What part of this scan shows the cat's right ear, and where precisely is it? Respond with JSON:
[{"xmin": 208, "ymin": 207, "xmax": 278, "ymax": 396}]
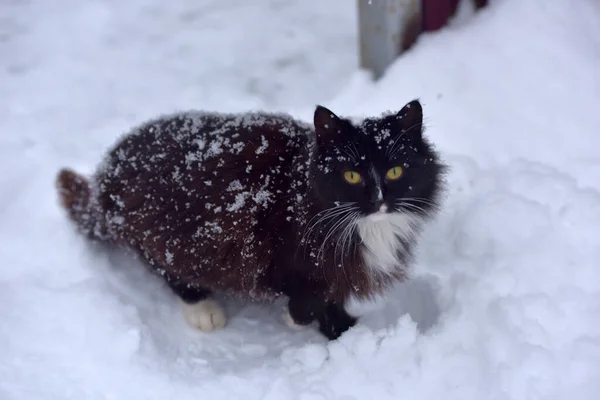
[
  {"xmin": 395, "ymin": 99, "xmax": 423, "ymax": 139},
  {"xmin": 314, "ymin": 105, "xmax": 342, "ymax": 145}
]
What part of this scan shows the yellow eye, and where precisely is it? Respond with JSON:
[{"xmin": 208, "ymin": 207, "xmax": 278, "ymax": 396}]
[
  {"xmin": 343, "ymin": 170, "xmax": 362, "ymax": 184},
  {"xmin": 386, "ymin": 166, "xmax": 403, "ymax": 180}
]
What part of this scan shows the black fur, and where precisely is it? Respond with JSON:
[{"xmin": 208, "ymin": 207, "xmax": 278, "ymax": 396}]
[{"xmin": 56, "ymin": 100, "xmax": 446, "ymax": 340}]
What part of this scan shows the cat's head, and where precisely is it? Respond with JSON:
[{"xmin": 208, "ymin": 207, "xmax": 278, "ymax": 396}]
[{"xmin": 309, "ymin": 100, "xmax": 445, "ymax": 225}]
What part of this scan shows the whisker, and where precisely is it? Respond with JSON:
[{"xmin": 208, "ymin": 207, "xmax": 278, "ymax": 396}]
[
  {"xmin": 341, "ymin": 148, "xmax": 358, "ymax": 164},
  {"xmin": 350, "ymin": 143, "xmax": 361, "ymax": 161},
  {"xmin": 396, "ymin": 201, "xmax": 427, "ymax": 214},
  {"xmin": 318, "ymin": 207, "xmax": 357, "ymax": 263},
  {"xmin": 387, "ymin": 122, "xmax": 422, "ymax": 160},
  {"xmin": 296, "ymin": 204, "xmax": 357, "ymax": 259},
  {"xmin": 302, "ymin": 206, "xmax": 355, "ymax": 240},
  {"xmin": 334, "ymin": 210, "xmax": 358, "ymax": 264},
  {"xmin": 397, "ymin": 197, "xmax": 435, "ymax": 206},
  {"xmin": 306, "ymin": 206, "xmax": 353, "ymax": 231},
  {"xmin": 317, "ymin": 207, "xmax": 358, "ymax": 285},
  {"xmin": 342, "ymin": 145, "xmax": 360, "ymax": 164},
  {"xmin": 395, "ymin": 197, "xmax": 437, "ymax": 213},
  {"xmin": 302, "ymin": 204, "xmax": 355, "ymax": 235},
  {"xmin": 343, "ymin": 213, "xmax": 360, "ymax": 258},
  {"xmin": 335, "ymin": 211, "xmax": 359, "ymax": 288},
  {"xmin": 330, "ymin": 212, "xmax": 353, "ymax": 284},
  {"xmin": 386, "ymin": 137, "xmax": 403, "ymax": 159}
]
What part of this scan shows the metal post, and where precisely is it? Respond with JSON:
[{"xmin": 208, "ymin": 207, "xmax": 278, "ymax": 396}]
[{"xmin": 358, "ymin": 0, "xmax": 422, "ymax": 80}]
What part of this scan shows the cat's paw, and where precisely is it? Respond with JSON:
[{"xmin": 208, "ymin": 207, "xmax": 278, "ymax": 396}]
[
  {"xmin": 182, "ymin": 299, "xmax": 227, "ymax": 332},
  {"xmin": 282, "ymin": 308, "xmax": 308, "ymax": 330}
]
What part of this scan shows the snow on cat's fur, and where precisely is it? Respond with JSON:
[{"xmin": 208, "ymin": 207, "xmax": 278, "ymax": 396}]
[{"xmin": 56, "ymin": 100, "xmax": 446, "ymax": 339}]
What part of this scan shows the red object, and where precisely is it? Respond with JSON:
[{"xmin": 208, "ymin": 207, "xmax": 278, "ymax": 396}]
[
  {"xmin": 422, "ymin": 0, "xmax": 487, "ymax": 32},
  {"xmin": 422, "ymin": 0, "xmax": 454, "ymax": 31}
]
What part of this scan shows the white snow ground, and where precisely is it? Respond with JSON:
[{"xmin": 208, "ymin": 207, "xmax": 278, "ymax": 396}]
[{"xmin": 1, "ymin": 0, "xmax": 599, "ymax": 399}]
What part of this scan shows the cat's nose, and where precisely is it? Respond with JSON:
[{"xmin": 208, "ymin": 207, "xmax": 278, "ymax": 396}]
[
  {"xmin": 370, "ymin": 198, "xmax": 388, "ymax": 215},
  {"xmin": 370, "ymin": 198, "xmax": 383, "ymax": 209},
  {"xmin": 370, "ymin": 188, "xmax": 384, "ymax": 207}
]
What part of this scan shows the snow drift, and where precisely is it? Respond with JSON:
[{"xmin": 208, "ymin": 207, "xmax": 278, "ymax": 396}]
[{"xmin": 1, "ymin": 0, "xmax": 599, "ymax": 399}]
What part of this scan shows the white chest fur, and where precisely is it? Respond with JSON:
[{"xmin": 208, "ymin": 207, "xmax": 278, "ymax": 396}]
[{"xmin": 356, "ymin": 212, "xmax": 419, "ymax": 276}]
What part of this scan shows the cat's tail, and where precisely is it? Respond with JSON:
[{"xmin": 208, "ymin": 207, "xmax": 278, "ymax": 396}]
[{"xmin": 56, "ymin": 168, "xmax": 107, "ymax": 240}]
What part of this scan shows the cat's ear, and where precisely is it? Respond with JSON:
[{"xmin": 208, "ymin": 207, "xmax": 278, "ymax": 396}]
[
  {"xmin": 314, "ymin": 105, "xmax": 342, "ymax": 144},
  {"xmin": 395, "ymin": 99, "xmax": 423, "ymax": 138}
]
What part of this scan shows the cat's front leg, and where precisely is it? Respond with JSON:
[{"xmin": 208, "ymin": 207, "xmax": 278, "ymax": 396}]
[
  {"xmin": 285, "ymin": 294, "xmax": 326, "ymax": 330},
  {"xmin": 282, "ymin": 308, "xmax": 311, "ymax": 330},
  {"xmin": 317, "ymin": 302, "xmax": 357, "ymax": 340},
  {"xmin": 168, "ymin": 280, "xmax": 227, "ymax": 332},
  {"xmin": 285, "ymin": 295, "xmax": 357, "ymax": 340}
]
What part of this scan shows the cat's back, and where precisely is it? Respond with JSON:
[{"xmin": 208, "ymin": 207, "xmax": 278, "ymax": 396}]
[
  {"xmin": 97, "ymin": 109, "xmax": 313, "ymax": 191},
  {"xmin": 94, "ymin": 109, "xmax": 314, "ymax": 296},
  {"xmin": 102, "ymin": 110, "xmax": 309, "ymax": 168}
]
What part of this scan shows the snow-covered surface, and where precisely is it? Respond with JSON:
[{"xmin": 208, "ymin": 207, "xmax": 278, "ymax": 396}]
[{"xmin": 1, "ymin": 0, "xmax": 599, "ymax": 399}]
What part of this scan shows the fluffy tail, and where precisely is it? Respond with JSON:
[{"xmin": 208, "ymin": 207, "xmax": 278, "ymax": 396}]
[{"xmin": 56, "ymin": 168, "xmax": 105, "ymax": 240}]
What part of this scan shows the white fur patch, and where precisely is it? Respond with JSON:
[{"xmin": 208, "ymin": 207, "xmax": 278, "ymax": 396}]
[
  {"xmin": 345, "ymin": 292, "xmax": 388, "ymax": 316},
  {"xmin": 182, "ymin": 299, "xmax": 227, "ymax": 332},
  {"xmin": 282, "ymin": 308, "xmax": 308, "ymax": 330},
  {"xmin": 356, "ymin": 212, "xmax": 419, "ymax": 276}
]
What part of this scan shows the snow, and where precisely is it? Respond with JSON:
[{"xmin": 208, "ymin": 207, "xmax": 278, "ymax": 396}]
[{"xmin": 1, "ymin": 0, "xmax": 599, "ymax": 399}]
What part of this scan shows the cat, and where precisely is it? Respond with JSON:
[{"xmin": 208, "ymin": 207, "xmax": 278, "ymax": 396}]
[{"xmin": 55, "ymin": 99, "xmax": 446, "ymax": 340}]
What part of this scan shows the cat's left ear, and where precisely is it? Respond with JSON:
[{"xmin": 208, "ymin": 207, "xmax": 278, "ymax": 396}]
[
  {"xmin": 396, "ymin": 99, "xmax": 423, "ymax": 138},
  {"xmin": 314, "ymin": 105, "xmax": 342, "ymax": 144}
]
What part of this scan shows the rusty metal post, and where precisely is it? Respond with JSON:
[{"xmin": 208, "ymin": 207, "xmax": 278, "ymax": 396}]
[{"xmin": 358, "ymin": 0, "xmax": 422, "ymax": 80}]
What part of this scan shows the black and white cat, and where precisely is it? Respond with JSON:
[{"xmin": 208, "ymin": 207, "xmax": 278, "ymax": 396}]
[{"xmin": 56, "ymin": 99, "xmax": 446, "ymax": 340}]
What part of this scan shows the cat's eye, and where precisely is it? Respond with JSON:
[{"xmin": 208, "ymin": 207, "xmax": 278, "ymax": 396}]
[
  {"xmin": 386, "ymin": 166, "xmax": 403, "ymax": 180},
  {"xmin": 343, "ymin": 170, "xmax": 362, "ymax": 184}
]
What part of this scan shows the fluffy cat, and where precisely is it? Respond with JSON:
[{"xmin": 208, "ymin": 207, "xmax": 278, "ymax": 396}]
[{"xmin": 56, "ymin": 100, "xmax": 446, "ymax": 340}]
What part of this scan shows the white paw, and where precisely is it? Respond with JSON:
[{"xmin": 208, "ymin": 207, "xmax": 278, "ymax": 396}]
[
  {"xmin": 282, "ymin": 308, "xmax": 307, "ymax": 330},
  {"xmin": 182, "ymin": 299, "xmax": 227, "ymax": 332}
]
